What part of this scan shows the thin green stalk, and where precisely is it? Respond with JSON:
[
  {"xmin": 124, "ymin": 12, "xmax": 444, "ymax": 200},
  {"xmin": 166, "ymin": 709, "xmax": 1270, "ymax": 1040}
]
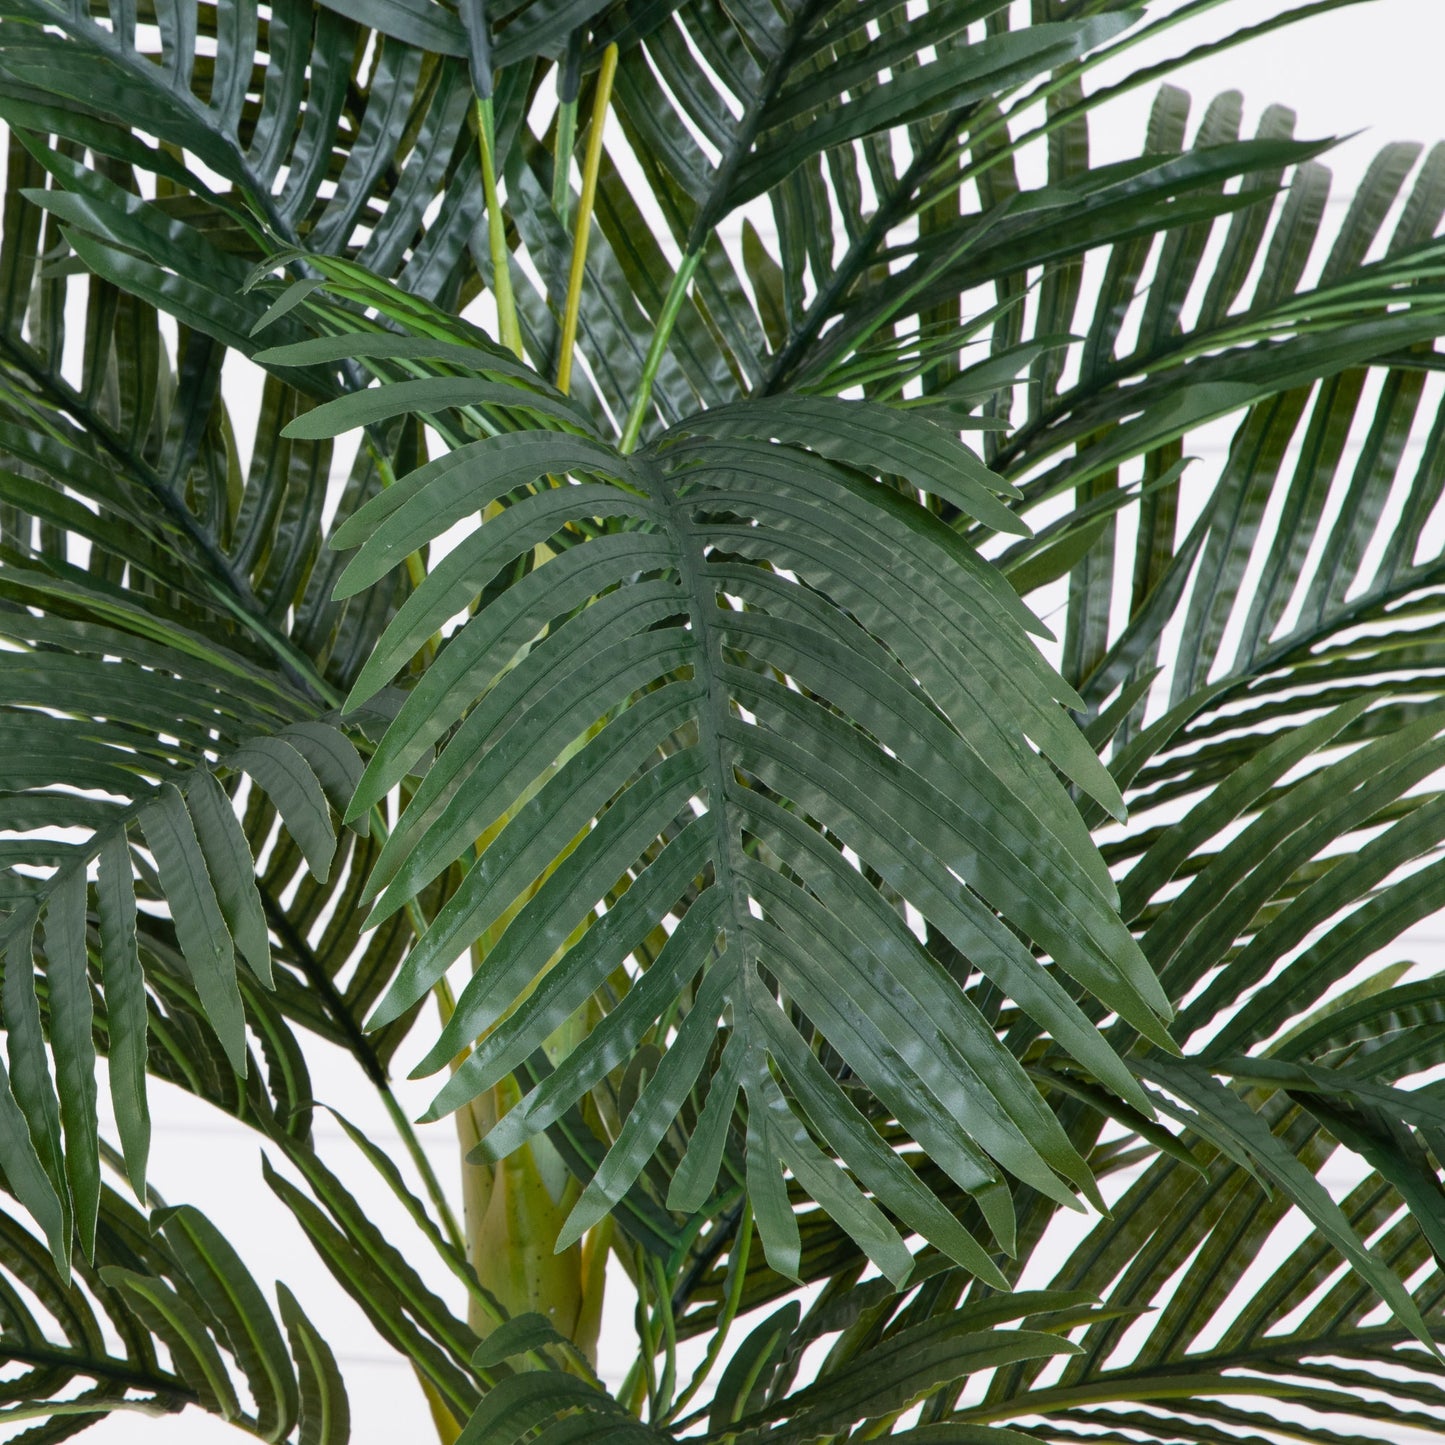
[
  {"xmin": 617, "ymin": 1356, "xmax": 646, "ymax": 1419},
  {"xmin": 552, "ymin": 28, "xmax": 585, "ymax": 224},
  {"xmin": 348, "ymin": 800, "xmax": 467, "ymax": 1267},
  {"xmin": 630, "ymin": 1245, "xmax": 660, "ymax": 1414},
  {"xmin": 553, "ymin": 100, "xmax": 578, "ymax": 222},
  {"xmin": 555, "ymin": 43, "xmax": 619, "ymax": 397},
  {"xmin": 619, "ymin": 250, "xmax": 702, "ymax": 454},
  {"xmin": 476, "ymin": 97, "xmax": 524, "ymax": 361},
  {"xmin": 665, "ymin": 1203, "xmax": 753, "ymax": 1427},
  {"xmin": 433, "ymin": 974, "xmax": 458, "ymax": 1023},
  {"xmin": 363, "ymin": 441, "xmax": 419, "ymax": 583},
  {"xmin": 855, "ymin": 1412, "xmax": 908, "ymax": 1440},
  {"xmin": 0, "ymin": 1397, "xmax": 186, "ymax": 1422},
  {"xmin": 378, "ymin": 1083, "xmax": 469, "ymax": 1263},
  {"xmin": 651, "ymin": 1256, "xmax": 678, "ymax": 1421}
]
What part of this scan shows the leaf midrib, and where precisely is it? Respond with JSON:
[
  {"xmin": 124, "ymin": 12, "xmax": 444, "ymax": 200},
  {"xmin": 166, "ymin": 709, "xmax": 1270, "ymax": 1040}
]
[
  {"xmin": 988, "ymin": 248, "xmax": 1445, "ymax": 495},
  {"xmin": 686, "ymin": 0, "xmax": 833, "ymax": 252},
  {"xmin": 955, "ymin": 1322, "xmax": 1429, "ymax": 1424},
  {"xmin": 644, "ymin": 455, "xmax": 745, "ymax": 939},
  {"xmin": 0, "ymin": 1337, "xmax": 195, "ymax": 1399}
]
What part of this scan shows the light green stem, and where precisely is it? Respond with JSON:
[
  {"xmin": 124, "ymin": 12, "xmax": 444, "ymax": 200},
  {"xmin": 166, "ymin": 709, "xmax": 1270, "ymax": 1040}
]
[
  {"xmin": 378, "ymin": 1082, "xmax": 468, "ymax": 1260},
  {"xmin": 651, "ymin": 1255, "xmax": 678, "ymax": 1420},
  {"xmin": 476, "ymin": 97, "xmax": 524, "ymax": 361},
  {"xmin": 625, "ymin": 1245, "xmax": 659, "ymax": 1413},
  {"xmin": 552, "ymin": 99, "xmax": 578, "ymax": 223},
  {"xmin": 619, "ymin": 250, "xmax": 702, "ymax": 454},
  {"xmin": 364, "ymin": 437, "xmax": 440, "ymax": 660},
  {"xmin": 353, "ymin": 807, "xmax": 466, "ymax": 1263},
  {"xmin": 665, "ymin": 1204, "xmax": 753, "ymax": 1426}
]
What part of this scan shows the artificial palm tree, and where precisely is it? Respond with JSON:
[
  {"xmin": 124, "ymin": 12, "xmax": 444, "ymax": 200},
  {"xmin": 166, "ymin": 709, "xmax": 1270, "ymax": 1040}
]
[{"xmin": 4, "ymin": 0, "xmax": 1445, "ymax": 1440}]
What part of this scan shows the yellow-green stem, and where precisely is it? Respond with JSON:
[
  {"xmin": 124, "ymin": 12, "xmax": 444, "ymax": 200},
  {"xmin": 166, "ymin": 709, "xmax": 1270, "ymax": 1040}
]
[
  {"xmin": 631, "ymin": 1245, "xmax": 659, "ymax": 1411},
  {"xmin": 555, "ymin": 43, "xmax": 619, "ymax": 396},
  {"xmin": 475, "ymin": 97, "xmax": 524, "ymax": 361},
  {"xmin": 378, "ymin": 1084, "xmax": 468, "ymax": 1260}
]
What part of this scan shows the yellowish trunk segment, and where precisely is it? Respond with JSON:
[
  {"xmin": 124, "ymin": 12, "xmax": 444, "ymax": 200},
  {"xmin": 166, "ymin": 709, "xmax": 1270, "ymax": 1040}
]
[{"xmin": 454, "ymin": 1076, "xmax": 607, "ymax": 1358}]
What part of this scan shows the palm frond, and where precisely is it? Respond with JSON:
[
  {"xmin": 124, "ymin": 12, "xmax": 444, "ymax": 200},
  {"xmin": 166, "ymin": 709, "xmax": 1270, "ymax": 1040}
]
[
  {"xmin": 0, "ymin": 583, "xmax": 359, "ymax": 1265},
  {"xmin": 0, "ymin": 1181, "xmax": 346, "ymax": 1443},
  {"xmin": 279, "ymin": 331, "xmax": 1178, "ymax": 1285}
]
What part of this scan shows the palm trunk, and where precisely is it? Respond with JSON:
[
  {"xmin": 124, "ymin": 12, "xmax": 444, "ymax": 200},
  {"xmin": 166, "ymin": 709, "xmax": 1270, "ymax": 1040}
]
[{"xmin": 455, "ymin": 1083, "xmax": 605, "ymax": 1356}]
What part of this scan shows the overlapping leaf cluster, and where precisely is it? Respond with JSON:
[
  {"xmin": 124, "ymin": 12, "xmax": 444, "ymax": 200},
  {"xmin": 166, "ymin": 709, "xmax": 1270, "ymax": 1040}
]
[
  {"xmin": 3, "ymin": 1, "xmax": 1445, "ymax": 1443},
  {"xmin": 0, "ymin": 1188, "xmax": 347, "ymax": 1445},
  {"xmin": 276, "ymin": 336, "xmax": 1173, "ymax": 1286}
]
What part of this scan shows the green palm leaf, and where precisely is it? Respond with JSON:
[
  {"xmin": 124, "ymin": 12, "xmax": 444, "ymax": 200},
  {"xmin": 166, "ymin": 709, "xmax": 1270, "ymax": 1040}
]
[
  {"xmin": 0, "ymin": 643, "xmax": 359, "ymax": 1267},
  {"xmin": 290, "ymin": 344, "xmax": 1175, "ymax": 1284},
  {"xmin": 0, "ymin": 1180, "xmax": 343, "ymax": 1442}
]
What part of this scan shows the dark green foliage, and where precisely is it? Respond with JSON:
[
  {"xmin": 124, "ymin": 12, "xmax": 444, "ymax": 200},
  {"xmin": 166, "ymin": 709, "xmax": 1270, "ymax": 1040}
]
[{"xmin": 2, "ymin": 2, "xmax": 1445, "ymax": 1443}]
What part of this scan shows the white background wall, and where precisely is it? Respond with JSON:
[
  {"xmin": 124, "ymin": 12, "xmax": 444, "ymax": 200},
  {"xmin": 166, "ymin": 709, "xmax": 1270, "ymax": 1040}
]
[{"xmin": 7, "ymin": 0, "xmax": 1445, "ymax": 1440}]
